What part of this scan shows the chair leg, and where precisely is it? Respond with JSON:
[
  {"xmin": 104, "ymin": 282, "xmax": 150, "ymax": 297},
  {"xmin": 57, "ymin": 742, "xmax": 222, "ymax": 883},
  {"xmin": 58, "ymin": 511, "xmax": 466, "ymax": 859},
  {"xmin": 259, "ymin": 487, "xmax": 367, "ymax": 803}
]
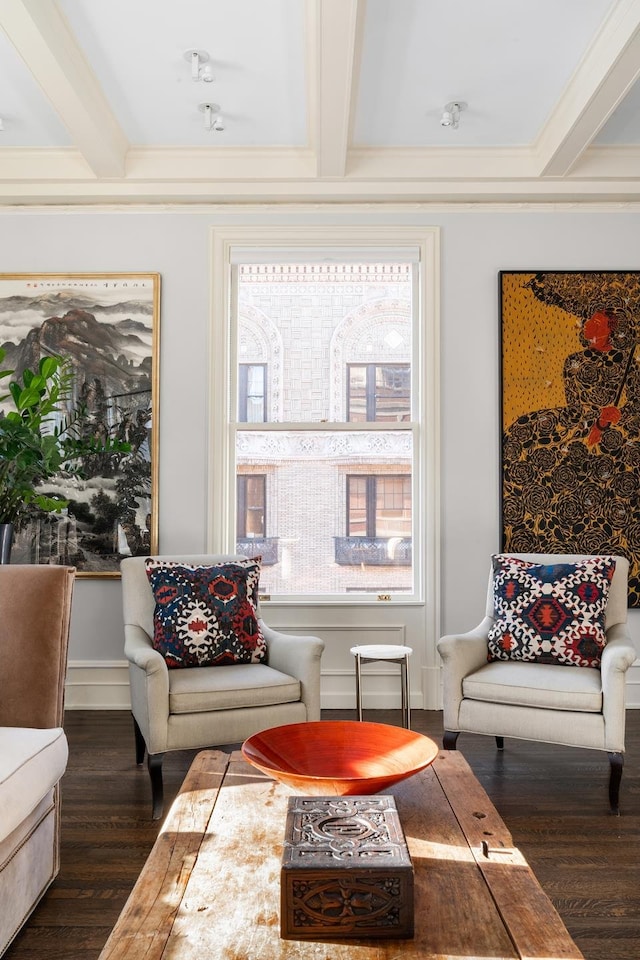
[
  {"xmin": 608, "ymin": 752, "xmax": 623, "ymax": 815},
  {"xmin": 148, "ymin": 752, "xmax": 165, "ymax": 820},
  {"xmin": 132, "ymin": 714, "xmax": 146, "ymax": 765},
  {"xmin": 495, "ymin": 736, "xmax": 504, "ymax": 750},
  {"xmin": 443, "ymin": 731, "xmax": 459, "ymax": 750}
]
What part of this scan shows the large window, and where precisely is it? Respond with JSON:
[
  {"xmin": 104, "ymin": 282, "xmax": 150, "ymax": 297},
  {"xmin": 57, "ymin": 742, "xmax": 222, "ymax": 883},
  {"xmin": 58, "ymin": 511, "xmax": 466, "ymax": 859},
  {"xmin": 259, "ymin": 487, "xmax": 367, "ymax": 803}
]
[
  {"xmin": 211, "ymin": 228, "xmax": 438, "ymax": 601},
  {"xmin": 230, "ymin": 260, "xmax": 415, "ymax": 596}
]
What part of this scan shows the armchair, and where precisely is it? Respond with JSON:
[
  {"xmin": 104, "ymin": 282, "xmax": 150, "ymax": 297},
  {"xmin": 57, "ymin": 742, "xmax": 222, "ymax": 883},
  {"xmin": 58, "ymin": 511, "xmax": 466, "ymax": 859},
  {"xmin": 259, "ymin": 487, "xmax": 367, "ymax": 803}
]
[
  {"xmin": 437, "ymin": 553, "xmax": 637, "ymax": 813},
  {"xmin": 121, "ymin": 554, "xmax": 325, "ymax": 818}
]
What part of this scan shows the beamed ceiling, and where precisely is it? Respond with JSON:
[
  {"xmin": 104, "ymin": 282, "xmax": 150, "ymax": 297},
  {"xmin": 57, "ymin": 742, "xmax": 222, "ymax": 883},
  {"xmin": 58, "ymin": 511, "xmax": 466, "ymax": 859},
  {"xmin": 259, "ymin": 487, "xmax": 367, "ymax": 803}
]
[{"xmin": 1, "ymin": 0, "xmax": 640, "ymax": 205}]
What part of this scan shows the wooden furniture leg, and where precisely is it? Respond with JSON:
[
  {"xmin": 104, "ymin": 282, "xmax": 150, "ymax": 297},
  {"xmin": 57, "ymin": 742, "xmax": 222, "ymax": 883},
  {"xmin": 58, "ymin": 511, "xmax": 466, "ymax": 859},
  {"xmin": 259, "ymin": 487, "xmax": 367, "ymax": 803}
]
[
  {"xmin": 132, "ymin": 715, "xmax": 146, "ymax": 765},
  {"xmin": 148, "ymin": 753, "xmax": 165, "ymax": 820},
  {"xmin": 608, "ymin": 752, "xmax": 623, "ymax": 815}
]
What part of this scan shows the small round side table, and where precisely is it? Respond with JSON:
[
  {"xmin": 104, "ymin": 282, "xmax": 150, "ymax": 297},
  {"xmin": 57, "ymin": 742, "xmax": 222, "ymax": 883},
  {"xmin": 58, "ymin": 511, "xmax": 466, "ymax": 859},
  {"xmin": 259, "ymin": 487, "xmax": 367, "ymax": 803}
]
[{"xmin": 350, "ymin": 644, "xmax": 413, "ymax": 729}]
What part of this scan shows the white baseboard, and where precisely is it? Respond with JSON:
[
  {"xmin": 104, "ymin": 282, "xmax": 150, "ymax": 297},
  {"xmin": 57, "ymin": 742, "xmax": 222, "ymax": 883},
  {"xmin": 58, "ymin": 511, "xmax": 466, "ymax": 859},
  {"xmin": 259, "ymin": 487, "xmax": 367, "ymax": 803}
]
[
  {"xmin": 65, "ymin": 659, "xmax": 640, "ymax": 711},
  {"xmin": 65, "ymin": 660, "xmax": 131, "ymax": 710},
  {"xmin": 64, "ymin": 660, "xmax": 431, "ymax": 711}
]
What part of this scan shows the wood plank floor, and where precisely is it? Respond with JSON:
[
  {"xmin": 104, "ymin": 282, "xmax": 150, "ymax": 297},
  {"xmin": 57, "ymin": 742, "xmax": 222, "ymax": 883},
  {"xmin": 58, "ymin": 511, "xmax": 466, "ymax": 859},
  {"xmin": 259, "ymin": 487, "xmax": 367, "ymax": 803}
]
[{"xmin": 4, "ymin": 708, "xmax": 640, "ymax": 960}]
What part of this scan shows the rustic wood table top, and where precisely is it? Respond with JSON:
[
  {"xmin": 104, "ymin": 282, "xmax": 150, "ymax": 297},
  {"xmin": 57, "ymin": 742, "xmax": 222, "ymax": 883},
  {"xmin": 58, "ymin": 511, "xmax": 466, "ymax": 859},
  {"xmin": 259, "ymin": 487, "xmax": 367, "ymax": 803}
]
[{"xmin": 98, "ymin": 746, "xmax": 584, "ymax": 960}]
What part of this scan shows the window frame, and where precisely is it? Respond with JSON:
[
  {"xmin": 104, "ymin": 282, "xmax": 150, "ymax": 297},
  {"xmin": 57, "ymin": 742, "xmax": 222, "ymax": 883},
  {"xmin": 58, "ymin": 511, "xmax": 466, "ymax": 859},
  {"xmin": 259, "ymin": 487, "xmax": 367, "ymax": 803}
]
[{"xmin": 208, "ymin": 224, "xmax": 440, "ymax": 606}]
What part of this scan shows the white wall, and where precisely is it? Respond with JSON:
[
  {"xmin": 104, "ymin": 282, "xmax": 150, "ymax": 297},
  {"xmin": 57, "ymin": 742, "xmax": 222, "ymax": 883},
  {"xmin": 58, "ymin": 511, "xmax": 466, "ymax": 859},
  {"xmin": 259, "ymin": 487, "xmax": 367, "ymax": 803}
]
[{"xmin": 2, "ymin": 205, "xmax": 639, "ymax": 707}]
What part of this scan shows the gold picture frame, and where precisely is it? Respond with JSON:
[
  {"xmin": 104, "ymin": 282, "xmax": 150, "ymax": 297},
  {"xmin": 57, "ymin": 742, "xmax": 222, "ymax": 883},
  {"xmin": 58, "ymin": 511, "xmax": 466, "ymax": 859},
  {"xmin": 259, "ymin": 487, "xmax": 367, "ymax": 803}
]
[{"xmin": 0, "ymin": 273, "xmax": 160, "ymax": 576}]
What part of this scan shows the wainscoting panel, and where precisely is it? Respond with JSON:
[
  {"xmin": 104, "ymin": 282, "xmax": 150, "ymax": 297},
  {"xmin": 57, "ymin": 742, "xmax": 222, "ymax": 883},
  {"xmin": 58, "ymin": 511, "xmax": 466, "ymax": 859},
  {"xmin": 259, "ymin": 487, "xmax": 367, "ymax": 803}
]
[
  {"xmin": 625, "ymin": 661, "xmax": 640, "ymax": 708},
  {"xmin": 280, "ymin": 623, "xmax": 414, "ymax": 711}
]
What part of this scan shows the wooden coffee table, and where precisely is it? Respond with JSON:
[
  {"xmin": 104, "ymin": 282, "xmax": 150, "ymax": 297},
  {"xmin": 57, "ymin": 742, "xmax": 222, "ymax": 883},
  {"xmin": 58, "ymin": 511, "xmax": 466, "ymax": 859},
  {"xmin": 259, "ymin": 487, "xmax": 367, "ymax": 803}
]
[{"xmin": 98, "ymin": 747, "xmax": 584, "ymax": 959}]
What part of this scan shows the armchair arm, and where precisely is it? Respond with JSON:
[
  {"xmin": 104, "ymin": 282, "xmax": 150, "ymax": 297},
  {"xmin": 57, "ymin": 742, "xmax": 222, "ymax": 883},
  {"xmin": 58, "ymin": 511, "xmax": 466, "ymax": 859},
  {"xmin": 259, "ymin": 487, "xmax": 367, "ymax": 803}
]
[
  {"xmin": 437, "ymin": 617, "xmax": 493, "ymax": 731},
  {"xmin": 261, "ymin": 622, "xmax": 324, "ymax": 721},
  {"xmin": 124, "ymin": 624, "xmax": 170, "ymax": 754},
  {"xmin": 601, "ymin": 623, "xmax": 638, "ymax": 752}
]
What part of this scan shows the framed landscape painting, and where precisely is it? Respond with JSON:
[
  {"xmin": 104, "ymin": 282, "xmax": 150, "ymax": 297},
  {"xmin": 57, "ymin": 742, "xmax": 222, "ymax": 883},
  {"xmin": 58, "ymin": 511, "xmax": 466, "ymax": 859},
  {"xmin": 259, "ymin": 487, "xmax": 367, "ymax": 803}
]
[
  {"xmin": 500, "ymin": 270, "xmax": 640, "ymax": 606},
  {"xmin": 0, "ymin": 273, "xmax": 160, "ymax": 576}
]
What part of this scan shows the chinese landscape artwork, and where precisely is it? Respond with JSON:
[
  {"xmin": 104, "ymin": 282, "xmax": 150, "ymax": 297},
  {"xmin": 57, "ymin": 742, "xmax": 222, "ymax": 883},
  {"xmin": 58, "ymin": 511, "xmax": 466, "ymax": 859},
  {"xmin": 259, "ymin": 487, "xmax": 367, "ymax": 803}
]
[{"xmin": 0, "ymin": 273, "xmax": 160, "ymax": 576}]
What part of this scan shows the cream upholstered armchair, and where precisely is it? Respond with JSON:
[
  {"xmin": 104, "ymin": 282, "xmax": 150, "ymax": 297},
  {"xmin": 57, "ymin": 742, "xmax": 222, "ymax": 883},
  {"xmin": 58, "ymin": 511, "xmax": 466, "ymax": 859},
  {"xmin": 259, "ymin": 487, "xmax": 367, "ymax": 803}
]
[
  {"xmin": 437, "ymin": 553, "xmax": 637, "ymax": 813},
  {"xmin": 121, "ymin": 554, "xmax": 324, "ymax": 818}
]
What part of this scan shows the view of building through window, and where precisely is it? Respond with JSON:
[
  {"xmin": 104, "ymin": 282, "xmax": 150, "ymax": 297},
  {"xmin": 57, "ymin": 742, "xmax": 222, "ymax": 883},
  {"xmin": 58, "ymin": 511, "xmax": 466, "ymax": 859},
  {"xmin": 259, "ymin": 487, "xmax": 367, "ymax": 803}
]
[{"xmin": 233, "ymin": 261, "xmax": 415, "ymax": 595}]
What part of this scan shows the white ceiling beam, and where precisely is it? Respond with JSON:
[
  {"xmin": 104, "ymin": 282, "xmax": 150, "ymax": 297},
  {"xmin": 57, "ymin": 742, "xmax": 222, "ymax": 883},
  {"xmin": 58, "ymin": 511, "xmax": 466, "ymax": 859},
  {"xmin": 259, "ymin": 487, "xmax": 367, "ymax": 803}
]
[
  {"xmin": 538, "ymin": 0, "xmax": 640, "ymax": 177},
  {"xmin": 313, "ymin": 0, "xmax": 364, "ymax": 178},
  {"xmin": 0, "ymin": 0, "xmax": 128, "ymax": 178}
]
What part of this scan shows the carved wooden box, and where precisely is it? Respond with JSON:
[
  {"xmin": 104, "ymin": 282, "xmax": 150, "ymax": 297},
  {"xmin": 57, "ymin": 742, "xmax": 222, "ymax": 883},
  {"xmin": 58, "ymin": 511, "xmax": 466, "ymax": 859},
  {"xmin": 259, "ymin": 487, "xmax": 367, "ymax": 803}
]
[{"xmin": 280, "ymin": 795, "xmax": 414, "ymax": 940}]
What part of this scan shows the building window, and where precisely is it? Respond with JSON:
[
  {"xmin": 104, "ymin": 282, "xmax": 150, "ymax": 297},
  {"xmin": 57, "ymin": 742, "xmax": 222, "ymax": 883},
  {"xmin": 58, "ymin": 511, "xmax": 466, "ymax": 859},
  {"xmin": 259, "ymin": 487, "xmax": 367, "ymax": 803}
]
[
  {"xmin": 347, "ymin": 475, "xmax": 411, "ymax": 537},
  {"xmin": 335, "ymin": 475, "xmax": 411, "ymax": 566},
  {"xmin": 235, "ymin": 474, "xmax": 279, "ymax": 565},
  {"xmin": 238, "ymin": 363, "xmax": 267, "ymax": 422},
  {"xmin": 237, "ymin": 475, "xmax": 266, "ymax": 538},
  {"xmin": 347, "ymin": 364, "xmax": 410, "ymax": 422}
]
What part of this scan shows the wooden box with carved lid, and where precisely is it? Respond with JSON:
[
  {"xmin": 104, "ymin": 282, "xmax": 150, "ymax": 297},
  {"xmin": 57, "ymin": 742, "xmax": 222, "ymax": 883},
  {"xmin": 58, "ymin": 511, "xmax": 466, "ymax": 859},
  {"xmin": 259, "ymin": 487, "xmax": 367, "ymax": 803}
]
[{"xmin": 280, "ymin": 795, "xmax": 414, "ymax": 940}]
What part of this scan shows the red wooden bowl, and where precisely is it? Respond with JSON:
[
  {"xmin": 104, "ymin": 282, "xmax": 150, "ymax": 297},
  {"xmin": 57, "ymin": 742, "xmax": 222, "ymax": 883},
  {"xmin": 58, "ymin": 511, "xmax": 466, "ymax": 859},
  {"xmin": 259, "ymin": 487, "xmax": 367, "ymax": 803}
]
[{"xmin": 241, "ymin": 720, "xmax": 439, "ymax": 795}]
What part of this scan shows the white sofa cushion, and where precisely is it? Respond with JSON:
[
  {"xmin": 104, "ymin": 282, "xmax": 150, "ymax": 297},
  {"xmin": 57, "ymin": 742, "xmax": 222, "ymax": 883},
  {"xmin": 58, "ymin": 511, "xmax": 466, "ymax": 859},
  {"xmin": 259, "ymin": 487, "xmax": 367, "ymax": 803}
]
[
  {"xmin": 462, "ymin": 661, "xmax": 603, "ymax": 712},
  {"xmin": 0, "ymin": 727, "xmax": 68, "ymax": 844}
]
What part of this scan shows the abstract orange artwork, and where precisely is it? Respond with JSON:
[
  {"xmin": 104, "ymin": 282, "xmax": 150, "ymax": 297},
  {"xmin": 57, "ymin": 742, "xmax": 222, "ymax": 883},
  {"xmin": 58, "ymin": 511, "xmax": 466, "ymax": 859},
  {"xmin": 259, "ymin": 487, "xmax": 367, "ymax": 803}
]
[{"xmin": 500, "ymin": 270, "xmax": 640, "ymax": 606}]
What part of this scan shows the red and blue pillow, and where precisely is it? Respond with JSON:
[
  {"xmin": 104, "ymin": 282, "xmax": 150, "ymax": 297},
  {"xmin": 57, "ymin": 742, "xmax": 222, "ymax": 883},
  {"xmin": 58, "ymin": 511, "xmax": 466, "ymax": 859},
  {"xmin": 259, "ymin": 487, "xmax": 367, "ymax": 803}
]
[
  {"xmin": 487, "ymin": 555, "xmax": 616, "ymax": 668},
  {"xmin": 145, "ymin": 558, "xmax": 266, "ymax": 669}
]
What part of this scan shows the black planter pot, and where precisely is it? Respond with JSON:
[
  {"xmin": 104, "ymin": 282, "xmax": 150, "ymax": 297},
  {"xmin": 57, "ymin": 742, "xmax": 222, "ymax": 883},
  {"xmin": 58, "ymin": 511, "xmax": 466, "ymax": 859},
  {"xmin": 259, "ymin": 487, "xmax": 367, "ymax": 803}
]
[{"xmin": 0, "ymin": 523, "xmax": 13, "ymax": 564}]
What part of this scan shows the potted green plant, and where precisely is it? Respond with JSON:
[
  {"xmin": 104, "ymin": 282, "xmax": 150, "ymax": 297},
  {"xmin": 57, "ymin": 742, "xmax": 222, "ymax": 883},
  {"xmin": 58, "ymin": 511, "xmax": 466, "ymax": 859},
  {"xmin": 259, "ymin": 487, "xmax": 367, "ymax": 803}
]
[{"xmin": 0, "ymin": 348, "xmax": 129, "ymax": 562}]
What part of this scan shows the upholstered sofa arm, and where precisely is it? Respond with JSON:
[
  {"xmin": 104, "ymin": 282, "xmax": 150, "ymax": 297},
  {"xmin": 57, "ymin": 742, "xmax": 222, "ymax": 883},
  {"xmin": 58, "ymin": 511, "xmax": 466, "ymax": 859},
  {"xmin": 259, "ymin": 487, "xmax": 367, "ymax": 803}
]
[
  {"xmin": 601, "ymin": 625, "xmax": 637, "ymax": 752},
  {"xmin": 437, "ymin": 617, "xmax": 494, "ymax": 730},
  {"xmin": 262, "ymin": 623, "xmax": 324, "ymax": 721},
  {"xmin": 124, "ymin": 624, "xmax": 170, "ymax": 753}
]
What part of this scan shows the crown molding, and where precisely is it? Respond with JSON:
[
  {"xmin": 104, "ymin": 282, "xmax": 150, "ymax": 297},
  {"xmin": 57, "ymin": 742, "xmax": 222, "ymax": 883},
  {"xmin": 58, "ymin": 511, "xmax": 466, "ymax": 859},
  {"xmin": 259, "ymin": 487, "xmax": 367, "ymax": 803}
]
[
  {"xmin": 2, "ymin": 200, "xmax": 640, "ymax": 215},
  {"xmin": 0, "ymin": 144, "xmax": 639, "ymax": 204}
]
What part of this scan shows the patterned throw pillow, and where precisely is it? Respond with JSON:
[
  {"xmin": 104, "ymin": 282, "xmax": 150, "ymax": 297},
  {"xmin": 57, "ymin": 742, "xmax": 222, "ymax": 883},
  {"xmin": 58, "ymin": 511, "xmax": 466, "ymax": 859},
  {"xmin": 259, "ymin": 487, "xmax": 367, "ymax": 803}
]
[
  {"xmin": 487, "ymin": 555, "xmax": 616, "ymax": 668},
  {"xmin": 145, "ymin": 558, "xmax": 266, "ymax": 669}
]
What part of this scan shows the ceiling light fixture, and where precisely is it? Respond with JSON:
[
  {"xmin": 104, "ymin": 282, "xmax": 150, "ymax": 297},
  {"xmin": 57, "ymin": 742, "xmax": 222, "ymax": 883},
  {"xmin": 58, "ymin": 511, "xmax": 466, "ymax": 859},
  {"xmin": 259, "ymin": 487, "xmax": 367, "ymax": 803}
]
[
  {"xmin": 184, "ymin": 48, "xmax": 214, "ymax": 83},
  {"xmin": 440, "ymin": 101, "xmax": 466, "ymax": 129},
  {"xmin": 199, "ymin": 102, "xmax": 224, "ymax": 132}
]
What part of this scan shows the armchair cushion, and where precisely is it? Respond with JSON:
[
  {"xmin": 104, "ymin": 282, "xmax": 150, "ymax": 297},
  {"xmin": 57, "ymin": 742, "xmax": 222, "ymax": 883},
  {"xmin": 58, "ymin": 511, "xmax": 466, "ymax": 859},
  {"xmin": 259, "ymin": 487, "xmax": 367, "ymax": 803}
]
[
  {"xmin": 145, "ymin": 558, "xmax": 266, "ymax": 669},
  {"xmin": 463, "ymin": 661, "xmax": 603, "ymax": 712},
  {"xmin": 168, "ymin": 663, "xmax": 300, "ymax": 714},
  {"xmin": 487, "ymin": 554, "xmax": 616, "ymax": 668}
]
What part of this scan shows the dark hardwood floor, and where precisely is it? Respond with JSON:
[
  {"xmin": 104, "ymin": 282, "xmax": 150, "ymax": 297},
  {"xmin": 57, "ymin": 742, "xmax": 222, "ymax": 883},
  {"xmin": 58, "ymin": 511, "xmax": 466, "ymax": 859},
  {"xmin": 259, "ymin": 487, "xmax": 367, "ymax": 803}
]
[{"xmin": 5, "ymin": 709, "xmax": 640, "ymax": 960}]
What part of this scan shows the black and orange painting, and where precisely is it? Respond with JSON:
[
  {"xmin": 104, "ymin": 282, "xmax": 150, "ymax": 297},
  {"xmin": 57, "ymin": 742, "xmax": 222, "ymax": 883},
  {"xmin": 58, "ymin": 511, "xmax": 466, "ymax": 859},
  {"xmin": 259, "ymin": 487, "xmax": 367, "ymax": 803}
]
[{"xmin": 500, "ymin": 270, "xmax": 640, "ymax": 606}]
